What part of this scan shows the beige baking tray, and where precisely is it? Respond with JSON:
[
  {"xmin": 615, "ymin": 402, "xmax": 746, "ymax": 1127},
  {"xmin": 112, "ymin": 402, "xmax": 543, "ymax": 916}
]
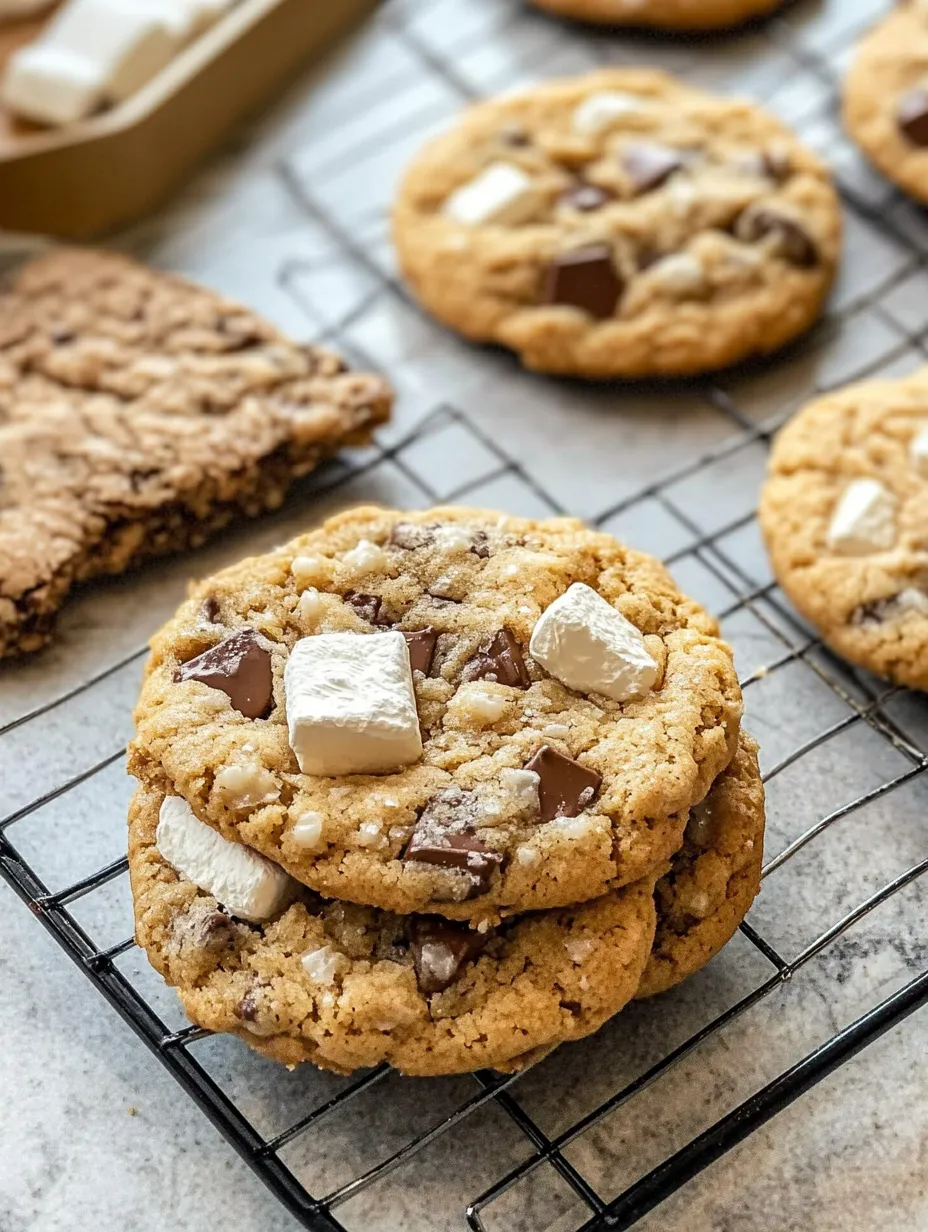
[{"xmin": 0, "ymin": 0, "xmax": 377, "ymax": 237}]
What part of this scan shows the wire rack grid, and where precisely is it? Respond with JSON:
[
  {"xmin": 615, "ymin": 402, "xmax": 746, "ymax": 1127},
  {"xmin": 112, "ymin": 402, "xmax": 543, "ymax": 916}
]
[{"xmin": 4, "ymin": 1, "xmax": 928, "ymax": 1229}]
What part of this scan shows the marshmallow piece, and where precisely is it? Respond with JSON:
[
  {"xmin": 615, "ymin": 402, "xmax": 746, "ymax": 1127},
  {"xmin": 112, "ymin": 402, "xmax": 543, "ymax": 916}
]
[
  {"xmin": 529, "ymin": 582, "xmax": 658, "ymax": 703},
  {"xmin": 301, "ymin": 945, "xmax": 349, "ymax": 986},
  {"xmin": 284, "ymin": 631, "xmax": 423, "ymax": 776},
  {"xmin": 826, "ymin": 478, "xmax": 897, "ymax": 556},
  {"xmin": 156, "ymin": 796, "xmax": 293, "ymax": 923},
  {"xmin": 444, "ymin": 161, "xmax": 542, "ymax": 227},
  {"xmin": 572, "ymin": 91, "xmax": 650, "ymax": 135},
  {"xmin": 290, "ymin": 811, "xmax": 325, "ymax": 850},
  {"xmin": 911, "ymin": 425, "xmax": 928, "ymax": 477},
  {"xmin": 1, "ymin": 44, "xmax": 103, "ymax": 125}
]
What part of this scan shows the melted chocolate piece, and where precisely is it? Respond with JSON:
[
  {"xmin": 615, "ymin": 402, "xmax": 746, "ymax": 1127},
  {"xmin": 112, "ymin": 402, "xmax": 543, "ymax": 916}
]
[
  {"xmin": 463, "ymin": 628, "xmax": 531, "ymax": 688},
  {"xmin": 470, "ymin": 530, "xmax": 490, "ymax": 560},
  {"xmin": 735, "ymin": 205, "xmax": 818, "ymax": 268},
  {"xmin": 524, "ymin": 745, "xmax": 602, "ymax": 824},
  {"xmin": 543, "ymin": 245, "xmax": 623, "ymax": 320},
  {"xmin": 236, "ymin": 985, "xmax": 260, "ymax": 1022},
  {"xmin": 403, "ymin": 627, "xmax": 438, "ymax": 675},
  {"xmin": 409, "ymin": 917, "xmax": 490, "ymax": 995},
  {"xmin": 199, "ymin": 595, "xmax": 222, "ymax": 624},
  {"xmin": 898, "ymin": 84, "xmax": 928, "ymax": 147},
  {"xmin": 621, "ymin": 143, "xmax": 684, "ymax": 195},
  {"xmin": 558, "ymin": 181, "xmax": 614, "ymax": 212},
  {"xmin": 174, "ymin": 628, "xmax": 274, "ymax": 720},
  {"xmin": 403, "ymin": 788, "xmax": 504, "ymax": 895},
  {"xmin": 346, "ymin": 592, "xmax": 391, "ymax": 625}
]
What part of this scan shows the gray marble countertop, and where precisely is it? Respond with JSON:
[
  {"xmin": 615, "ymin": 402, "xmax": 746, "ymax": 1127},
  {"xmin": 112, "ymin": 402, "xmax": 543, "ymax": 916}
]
[{"xmin": 4, "ymin": 1, "xmax": 928, "ymax": 1229}]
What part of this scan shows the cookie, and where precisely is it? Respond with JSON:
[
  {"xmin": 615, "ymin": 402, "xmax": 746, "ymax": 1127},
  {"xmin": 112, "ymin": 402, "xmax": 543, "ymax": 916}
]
[
  {"xmin": 0, "ymin": 249, "xmax": 393, "ymax": 660},
  {"xmin": 392, "ymin": 69, "xmax": 841, "ymax": 379},
  {"xmin": 760, "ymin": 370, "xmax": 928, "ymax": 691},
  {"xmin": 638, "ymin": 732, "xmax": 764, "ymax": 999},
  {"xmin": 844, "ymin": 3, "xmax": 928, "ymax": 205},
  {"xmin": 527, "ymin": 0, "xmax": 783, "ymax": 31},
  {"xmin": 129, "ymin": 779, "xmax": 658, "ymax": 1076},
  {"xmin": 128, "ymin": 505, "xmax": 743, "ymax": 924}
]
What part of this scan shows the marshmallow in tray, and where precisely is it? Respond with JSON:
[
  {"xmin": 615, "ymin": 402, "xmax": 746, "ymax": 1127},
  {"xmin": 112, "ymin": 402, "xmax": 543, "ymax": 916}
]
[
  {"xmin": 1, "ymin": 0, "xmax": 235, "ymax": 126},
  {"xmin": 156, "ymin": 795, "xmax": 294, "ymax": 923},
  {"xmin": 530, "ymin": 582, "xmax": 658, "ymax": 703},
  {"xmin": 284, "ymin": 630, "xmax": 424, "ymax": 777}
]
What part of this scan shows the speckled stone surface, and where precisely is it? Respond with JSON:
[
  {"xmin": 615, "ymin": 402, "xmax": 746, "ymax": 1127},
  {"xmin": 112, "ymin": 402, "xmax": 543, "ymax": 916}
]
[{"xmin": 4, "ymin": 0, "xmax": 928, "ymax": 1229}]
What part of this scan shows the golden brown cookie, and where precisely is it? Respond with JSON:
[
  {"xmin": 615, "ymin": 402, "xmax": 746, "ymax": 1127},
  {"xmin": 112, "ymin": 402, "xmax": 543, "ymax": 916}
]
[
  {"xmin": 128, "ymin": 505, "xmax": 743, "ymax": 924},
  {"xmin": 0, "ymin": 249, "xmax": 392, "ymax": 660},
  {"xmin": 527, "ymin": 0, "xmax": 783, "ymax": 31},
  {"xmin": 129, "ymin": 779, "xmax": 658, "ymax": 1077},
  {"xmin": 638, "ymin": 732, "xmax": 764, "ymax": 999},
  {"xmin": 760, "ymin": 369, "xmax": 928, "ymax": 691},
  {"xmin": 844, "ymin": 3, "xmax": 928, "ymax": 205},
  {"xmin": 392, "ymin": 69, "xmax": 841, "ymax": 379}
]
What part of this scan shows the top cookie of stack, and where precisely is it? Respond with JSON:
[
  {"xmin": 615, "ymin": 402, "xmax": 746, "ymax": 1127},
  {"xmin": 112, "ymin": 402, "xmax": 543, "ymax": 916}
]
[{"xmin": 129, "ymin": 505, "xmax": 743, "ymax": 924}]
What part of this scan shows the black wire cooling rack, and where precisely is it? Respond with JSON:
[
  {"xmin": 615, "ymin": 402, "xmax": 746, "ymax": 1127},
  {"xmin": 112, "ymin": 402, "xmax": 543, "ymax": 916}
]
[{"xmin": 4, "ymin": 1, "xmax": 928, "ymax": 1229}]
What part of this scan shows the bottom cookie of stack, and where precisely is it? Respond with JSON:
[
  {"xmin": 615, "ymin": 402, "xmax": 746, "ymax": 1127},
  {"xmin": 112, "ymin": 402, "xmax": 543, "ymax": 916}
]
[{"xmin": 129, "ymin": 736, "xmax": 763, "ymax": 1078}]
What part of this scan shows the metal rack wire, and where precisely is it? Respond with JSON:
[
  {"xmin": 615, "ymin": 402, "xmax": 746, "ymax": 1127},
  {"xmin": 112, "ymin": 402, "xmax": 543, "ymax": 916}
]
[{"xmin": 3, "ymin": 1, "xmax": 928, "ymax": 1229}]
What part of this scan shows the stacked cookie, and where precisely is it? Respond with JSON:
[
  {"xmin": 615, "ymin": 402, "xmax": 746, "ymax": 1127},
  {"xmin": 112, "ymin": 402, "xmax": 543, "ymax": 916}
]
[{"xmin": 128, "ymin": 507, "xmax": 764, "ymax": 1076}]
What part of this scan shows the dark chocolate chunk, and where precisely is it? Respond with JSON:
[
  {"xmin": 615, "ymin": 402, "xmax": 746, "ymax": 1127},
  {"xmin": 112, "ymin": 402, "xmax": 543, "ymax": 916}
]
[
  {"xmin": 851, "ymin": 590, "xmax": 928, "ymax": 627},
  {"xmin": 463, "ymin": 627, "xmax": 531, "ymax": 688},
  {"xmin": 621, "ymin": 143, "xmax": 684, "ymax": 195},
  {"xmin": 898, "ymin": 84, "xmax": 928, "ymax": 147},
  {"xmin": 50, "ymin": 327, "xmax": 75, "ymax": 346},
  {"xmin": 345, "ymin": 592, "xmax": 391, "ymax": 625},
  {"xmin": 390, "ymin": 522, "xmax": 435, "ymax": 551},
  {"xmin": 403, "ymin": 627, "xmax": 438, "ymax": 675},
  {"xmin": 236, "ymin": 986, "xmax": 260, "ymax": 1022},
  {"xmin": 543, "ymin": 245, "xmax": 622, "ymax": 320},
  {"xmin": 403, "ymin": 787, "xmax": 504, "ymax": 894},
  {"xmin": 174, "ymin": 628, "xmax": 274, "ymax": 720},
  {"xmin": 199, "ymin": 595, "xmax": 222, "ymax": 624},
  {"xmin": 558, "ymin": 181, "xmax": 614, "ymax": 212},
  {"xmin": 470, "ymin": 530, "xmax": 490, "ymax": 559},
  {"xmin": 734, "ymin": 204, "xmax": 818, "ymax": 268},
  {"xmin": 409, "ymin": 917, "xmax": 490, "ymax": 995},
  {"xmin": 524, "ymin": 745, "xmax": 602, "ymax": 824},
  {"xmin": 499, "ymin": 123, "xmax": 531, "ymax": 148}
]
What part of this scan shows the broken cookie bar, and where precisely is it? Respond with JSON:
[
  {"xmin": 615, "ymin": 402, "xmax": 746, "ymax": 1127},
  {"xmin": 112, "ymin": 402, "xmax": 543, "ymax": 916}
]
[
  {"xmin": 0, "ymin": 248, "xmax": 392, "ymax": 659},
  {"xmin": 129, "ymin": 504, "xmax": 743, "ymax": 923}
]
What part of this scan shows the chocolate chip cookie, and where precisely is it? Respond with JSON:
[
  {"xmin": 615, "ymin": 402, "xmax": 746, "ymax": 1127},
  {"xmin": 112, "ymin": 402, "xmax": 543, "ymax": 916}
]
[
  {"xmin": 392, "ymin": 69, "xmax": 841, "ymax": 379},
  {"xmin": 760, "ymin": 369, "xmax": 928, "ymax": 690},
  {"xmin": 844, "ymin": 3, "xmax": 928, "ymax": 205},
  {"xmin": 129, "ymin": 779, "xmax": 658, "ymax": 1076},
  {"xmin": 0, "ymin": 249, "xmax": 393, "ymax": 660},
  {"xmin": 527, "ymin": 0, "xmax": 783, "ymax": 30},
  {"xmin": 128, "ymin": 505, "xmax": 743, "ymax": 923},
  {"xmin": 638, "ymin": 732, "xmax": 764, "ymax": 999}
]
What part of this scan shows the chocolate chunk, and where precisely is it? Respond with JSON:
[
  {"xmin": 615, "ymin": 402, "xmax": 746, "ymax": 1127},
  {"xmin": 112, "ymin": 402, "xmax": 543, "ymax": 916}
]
[
  {"xmin": 470, "ymin": 530, "xmax": 490, "ymax": 560},
  {"xmin": 558, "ymin": 181, "xmax": 614, "ymax": 212},
  {"xmin": 390, "ymin": 522, "xmax": 435, "ymax": 551},
  {"xmin": 851, "ymin": 590, "xmax": 928, "ymax": 627},
  {"xmin": 898, "ymin": 84, "xmax": 928, "ymax": 147},
  {"xmin": 543, "ymin": 245, "xmax": 622, "ymax": 320},
  {"xmin": 403, "ymin": 627, "xmax": 438, "ymax": 675},
  {"xmin": 621, "ymin": 143, "xmax": 684, "ymax": 195},
  {"xmin": 499, "ymin": 123, "xmax": 531, "ymax": 148},
  {"xmin": 346, "ymin": 592, "xmax": 391, "ymax": 625},
  {"xmin": 404, "ymin": 829, "xmax": 503, "ymax": 892},
  {"xmin": 174, "ymin": 628, "xmax": 274, "ymax": 720},
  {"xmin": 409, "ymin": 917, "xmax": 490, "ymax": 995},
  {"xmin": 199, "ymin": 595, "xmax": 222, "ymax": 624},
  {"xmin": 734, "ymin": 205, "xmax": 818, "ymax": 268},
  {"xmin": 50, "ymin": 327, "xmax": 75, "ymax": 346},
  {"xmin": 463, "ymin": 628, "xmax": 531, "ymax": 688},
  {"xmin": 524, "ymin": 745, "xmax": 602, "ymax": 824},
  {"xmin": 236, "ymin": 986, "xmax": 260, "ymax": 1022}
]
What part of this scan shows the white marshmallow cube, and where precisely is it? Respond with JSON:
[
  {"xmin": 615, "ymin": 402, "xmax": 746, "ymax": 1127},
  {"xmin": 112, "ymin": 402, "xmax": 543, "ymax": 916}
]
[
  {"xmin": 910, "ymin": 425, "xmax": 928, "ymax": 477},
  {"xmin": 572, "ymin": 91, "xmax": 649, "ymax": 135},
  {"xmin": 443, "ymin": 161, "xmax": 541, "ymax": 227},
  {"xmin": 284, "ymin": 631, "xmax": 423, "ymax": 777},
  {"xmin": 529, "ymin": 582, "xmax": 658, "ymax": 703},
  {"xmin": 1, "ymin": 44, "xmax": 103, "ymax": 125},
  {"xmin": 826, "ymin": 478, "xmax": 897, "ymax": 556},
  {"xmin": 156, "ymin": 796, "xmax": 294, "ymax": 923}
]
